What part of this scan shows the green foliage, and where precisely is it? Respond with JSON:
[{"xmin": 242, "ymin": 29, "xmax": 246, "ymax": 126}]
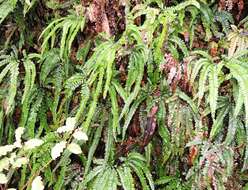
[
  {"xmin": 0, "ymin": 0, "xmax": 17, "ymax": 24},
  {"xmin": 81, "ymin": 152, "xmax": 154, "ymax": 190},
  {"xmin": 40, "ymin": 11, "xmax": 85, "ymax": 59},
  {"xmin": 1, "ymin": 0, "xmax": 248, "ymax": 189}
]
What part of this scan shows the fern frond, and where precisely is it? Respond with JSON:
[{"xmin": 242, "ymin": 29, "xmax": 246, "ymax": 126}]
[
  {"xmin": 6, "ymin": 61, "xmax": 19, "ymax": 114},
  {"xmin": 82, "ymin": 69, "xmax": 104, "ymax": 133},
  {"xmin": 0, "ymin": 0, "xmax": 17, "ymax": 24},
  {"xmin": 200, "ymin": 3, "xmax": 214, "ymax": 40},
  {"xmin": 122, "ymin": 95, "xmax": 146, "ymax": 140},
  {"xmin": 78, "ymin": 165, "xmax": 105, "ymax": 189},
  {"xmin": 208, "ymin": 64, "xmax": 219, "ymax": 120},
  {"xmin": 119, "ymin": 46, "xmax": 147, "ymax": 121},
  {"xmin": 112, "ymin": 80, "xmax": 128, "ymax": 102},
  {"xmin": 209, "ymin": 104, "xmax": 230, "ymax": 139},
  {"xmin": 65, "ymin": 73, "xmax": 85, "ymax": 95},
  {"xmin": 84, "ymin": 115, "xmax": 104, "ymax": 176},
  {"xmin": 0, "ymin": 59, "xmax": 16, "ymax": 83},
  {"xmin": 169, "ymin": 36, "xmax": 189, "ymax": 57},
  {"xmin": 22, "ymin": 58, "xmax": 36, "ymax": 103},
  {"xmin": 226, "ymin": 61, "xmax": 248, "ymax": 127},
  {"xmin": 104, "ymin": 118, "xmax": 114, "ymax": 164},
  {"xmin": 54, "ymin": 166, "xmax": 66, "ymax": 190},
  {"xmin": 214, "ymin": 10, "xmax": 234, "ymax": 34},
  {"xmin": 40, "ymin": 14, "xmax": 85, "ymax": 58},
  {"xmin": 141, "ymin": 164, "xmax": 154, "ymax": 190},
  {"xmin": 233, "ymin": 83, "xmax": 244, "ymax": 117},
  {"xmin": 189, "ymin": 58, "xmax": 209, "ymax": 86},
  {"xmin": 103, "ymin": 47, "xmax": 116, "ymax": 98},
  {"xmin": 197, "ymin": 62, "xmax": 211, "ymax": 106},
  {"xmin": 75, "ymin": 84, "xmax": 90, "ymax": 121},
  {"xmin": 26, "ymin": 90, "xmax": 44, "ymax": 137},
  {"xmin": 117, "ymin": 166, "xmax": 135, "ymax": 190},
  {"xmin": 92, "ymin": 166, "xmax": 117, "ymax": 190},
  {"xmin": 40, "ymin": 49, "xmax": 61, "ymax": 85},
  {"xmin": 128, "ymin": 162, "xmax": 149, "ymax": 190},
  {"xmin": 109, "ymin": 87, "xmax": 120, "ymax": 139},
  {"xmin": 224, "ymin": 107, "xmax": 238, "ymax": 145},
  {"xmin": 108, "ymin": 168, "xmax": 118, "ymax": 190}
]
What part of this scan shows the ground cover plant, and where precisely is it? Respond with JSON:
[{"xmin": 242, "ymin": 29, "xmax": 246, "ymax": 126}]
[{"xmin": 0, "ymin": 0, "xmax": 248, "ymax": 189}]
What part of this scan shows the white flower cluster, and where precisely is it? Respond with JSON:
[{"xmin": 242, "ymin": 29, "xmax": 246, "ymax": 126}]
[
  {"xmin": 51, "ymin": 117, "xmax": 88, "ymax": 160},
  {"xmin": 0, "ymin": 127, "xmax": 43, "ymax": 185},
  {"xmin": 31, "ymin": 176, "xmax": 44, "ymax": 190},
  {"xmin": 0, "ymin": 117, "xmax": 89, "ymax": 187}
]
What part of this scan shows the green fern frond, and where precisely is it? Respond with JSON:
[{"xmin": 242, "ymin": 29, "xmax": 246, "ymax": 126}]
[
  {"xmin": 82, "ymin": 69, "xmax": 104, "ymax": 133},
  {"xmin": 54, "ymin": 166, "xmax": 66, "ymax": 190},
  {"xmin": 214, "ymin": 10, "xmax": 234, "ymax": 34},
  {"xmin": 233, "ymin": 82, "xmax": 244, "ymax": 117},
  {"xmin": 208, "ymin": 64, "xmax": 219, "ymax": 120},
  {"xmin": 6, "ymin": 62, "xmax": 19, "ymax": 114},
  {"xmin": 117, "ymin": 166, "xmax": 135, "ymax": 190},
  {"xmin": 108, "ymin": 168, "xmax": 118, "ymax": 190},
  {"xmin": 40, "ymin": 13, "xmax": 85, "ymax": 58},
  {"xmin": 200, "ymin": 3, "xmax": 214, "ymax": 41},
  {"xmin": 122, "ymin": 95, "xmax": 146, "ymax": 140},
  {"xmin": 209, "ymin": 104, "xmax": 230, "ymax": 139},
  {"xmin": 104, "ymin": 118, "xmax": 114, "ymax": 164},
  {"xmin": 169, "ymin": 36, "xmax": 189, "ymax": 57},
  {"xmin": 112, "ymin": 80, "xmax": 128, "ymax": 102},
  {"xmin": 128, "ymin": 162, "xmax": 149, "ymax": 190},
  {"xmin": 92, "ymin": 167, "xmax": 112, "ymax": 190},
  {"xmin": 84, "ymin": 114, "xmax": 104, "ymax": 176},
  {"xmin": 226, "ymin": 60, "xmax": 248, "ymax": 127},
  {"xmin": 224, "ymin": 107, "xmax": 238, "ymax": 145},
  {"xmin": 78, "ymin": 165, "xmax": 105, "ymax": 189},
  {"xmin": 26, "ymin": 90, "xmax": 44, "ymax": 137},
  {"xmin": 22, "ymin": 57, "xmax": 36, "ymax": 103},
  {"xmin": 194, "ymin": 61, "xmax": 211, "ymax": 105},
  {"xmin": 103, "ymin": 47, "xmax": 116, "ymax": 99},
  {"xmin": 119, "ymin": 45, "xmax": 147, "ymax": 121},
  {"xmin": 40, "ymin": 49, "xmax": 61, "ymax": 85},
  {"xmin": 189, "ymin": 58, "xmax": 209, "ymax": 86},
  {"xmin": 65, "ymin": 73, "xmax": 85, "ymax": 96},
  {"xmin": 75, "ymin": 84, "xmax": 90, "ymax": 121},
  {"xmin": 109, "ymin": 86, "xmax": 120, "ymax": 139},
  {"xmin": 0, "ymin": 0, "xmax": 17, "ymax": 24}
]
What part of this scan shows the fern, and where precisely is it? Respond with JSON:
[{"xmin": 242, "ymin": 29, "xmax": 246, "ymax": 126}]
[
  {"xmin": 117, "ymin": 166, "xmax": 135, "ymax": 190},
  {"xmin": 214, "ymin": 10, "xmax": 234, "ymax": 34},
  {"xmin": 39, "ymin": 49, "xmax": 61, "ymax": 85},
  {"xmin": 208, "ymin": 64, "xmax": 220, "ymax": 120},
  {"xmin": 118, "ymin": 45, "xmax": 147, "ymax": 121},
  {"xmin": 1, "ymin": 0, "xmax": 248, "ymax": 189},
  {"xmin": 84, "ymin": 113, "xmax": 104, "ymax": 176},
  {"xmin": 54, "ymin": 166, "xmax": 66, "ymax": 190},
  {"xmin": 22, "ymin": 55, "xmax": 36, "ymax": 104},
  {"xmin": 40, "ymin": 11, "xmax": 85, "ymax": 58},
  {"xmin": 0, "ymin": 49, "xmax": 19, "ymax": 115},
  {"xmin": 23, "ymin": 0, "xmax": 37, "ymax": 15},
  {"xmin": 227, "ymin": 25, "xmax": 248, "ymax": 57},
  {"xmin": 0, "ymin": 0, "xmax": 17, "ymax": 24},
  {"xmin": 225, "ymin": 53, "xmax": 248, "ymax": 127},
  {"xmin": 189, "ymin": 51, "xmax": 222, "ymax": 120}
]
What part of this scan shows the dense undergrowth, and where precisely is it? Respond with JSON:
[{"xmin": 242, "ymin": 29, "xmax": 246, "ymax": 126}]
[{"xmin": 0, "ymin": 0, "xmax": 248, "ymax": 189}]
